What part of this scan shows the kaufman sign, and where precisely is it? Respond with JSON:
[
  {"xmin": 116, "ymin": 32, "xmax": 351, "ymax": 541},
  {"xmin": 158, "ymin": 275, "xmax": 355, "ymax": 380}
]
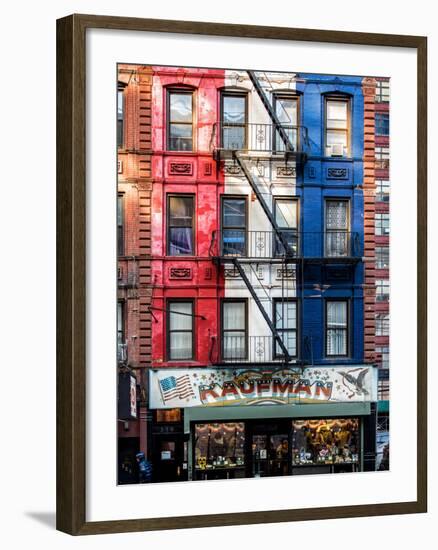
[{"xmin": 149, "ymin": 366, "xmax": 378, "ymax": 409}]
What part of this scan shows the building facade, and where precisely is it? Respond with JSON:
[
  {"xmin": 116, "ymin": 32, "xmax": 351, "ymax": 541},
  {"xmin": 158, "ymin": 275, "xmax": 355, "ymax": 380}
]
[{"xmin": 118, "ymin": 66, "xmax": 381, "ymax": 484}]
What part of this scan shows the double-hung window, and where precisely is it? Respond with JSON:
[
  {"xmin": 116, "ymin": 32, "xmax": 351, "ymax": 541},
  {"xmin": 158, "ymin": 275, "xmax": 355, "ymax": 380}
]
[
  {"xmin": 221, "ymin": 197, "xmax": 246, "ymax": 256},
  {"xmin": 325, "ymin": 97, "xmax": 349, "ymax": 157},
  {"xmin": 167, "ymin": 301, "xmax": 194, "ymax": 360},
  {"xmin": 117, "ymin": 194, "xmax": 124, "ymax": 256},
  {"xmin": 168, "ymin": 90, "xmax": 193, "ymax": 151},
  {"xmin": 326, "ymin": 300, "xmax": 348, "ymax": 357},
  {"xmin": 222, "ymin": 300, "xmax": 247, "ymax": 360},
  {"xmin": 376, "ymin": 180, "xmax": 390, "ymax": 202},
  {"xmin": 117, "ymin": 86, "xmax": 125, "ymax": 148},
  {"xmin": 375, "ymin": 147, "xmax": 390, "ymax": 169},
  {"xmin": 376, "ymin": 246, "xmax": 389, "ymax": 269},
  {"xmin": 167, "ymin": 195, "xmax": 194, "ymax": 256},
  {"xmin": 375, "ymin": 213, "xmax": 390, "ymax": 236},
  {"xmin": 376, "ymin": 313, "xmax": 390, "ymax": 336},
  {"xmin": 273, "ymin": 94, "xmax": 298, "ymax": 152},
  {"xmin": 375, "ymin": 113, "xmax": 389, "ymax": 136},
  {"xmin": 375, "ymin": 80, "xmax": 390, "ymax": 103},
  {"xmin": 274, "ymin": 198, "xmax": 299, "ymax": 257},
  {"xmin": 221, "ymin": 92, "xmax": 247, "ymax": 150},
  {"xmin": 274, "ymin": 299, "xmax": 297, "ymax": 358},
  {"xmin": 376, "ymin": 279, "xmax": 390, "ymax": 302},
  {"xmin": 325, "ymin": 200, "xmax": 349, "ymax": 257}
]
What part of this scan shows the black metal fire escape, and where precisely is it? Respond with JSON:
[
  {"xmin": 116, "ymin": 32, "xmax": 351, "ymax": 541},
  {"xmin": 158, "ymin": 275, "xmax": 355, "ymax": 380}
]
[{"xmin": 211, "ymin": 70, "xmax": 309, "ymax": 365}]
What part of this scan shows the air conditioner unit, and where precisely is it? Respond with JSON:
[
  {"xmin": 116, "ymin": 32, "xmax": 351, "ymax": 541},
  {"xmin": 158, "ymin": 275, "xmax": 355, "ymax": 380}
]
[{"xmin": 330, "ymin": 144, "xmax": 344, "ymax": 157}]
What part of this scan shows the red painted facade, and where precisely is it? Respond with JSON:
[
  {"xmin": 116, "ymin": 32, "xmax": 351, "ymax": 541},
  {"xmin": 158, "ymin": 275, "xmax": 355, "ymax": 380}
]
[{"xmin": 149, "ymin": 67, "xmax": 226, "ymax": 368}]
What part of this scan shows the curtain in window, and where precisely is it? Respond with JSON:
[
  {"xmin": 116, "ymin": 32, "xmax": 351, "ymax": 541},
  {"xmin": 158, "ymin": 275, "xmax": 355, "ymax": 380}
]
[
  {"xmin": 169, "ymin": 302, "xmax": 193, "ymax": 360},
  {"xmin": 223, "ymin": 302, "xmax": 246, "ymax": 359},
  {"xmin": 326, "ymin": 301, "xmax": 347, "ymax": 355},
  {"xmin": 326, "ymin": 201, "xmax": 348, "ymax": 257},
  {"xmin": 169, "ymin": 196, "xmax": 193, "ymax": 255}
]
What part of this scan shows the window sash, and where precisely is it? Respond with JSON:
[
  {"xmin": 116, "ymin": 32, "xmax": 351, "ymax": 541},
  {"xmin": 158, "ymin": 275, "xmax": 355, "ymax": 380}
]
[
  {"xmin": 222, "ymin": 198, "xmax": 247, "ymax": 256},
  {"xmin": 168, "ymin": 301, "xmax": 194, "ymax": 360},
  {"xmin": 375, "ymin": 214, "xmax": 390, "ymax": 236},
  {"xmin": 274, "ymin": 300, "xmax": 297, "ymax": 357},
  {"xmin": 117, "ymin": 195, "xmax": 124, "ymax": 256},
  {"xmin": 222, "ymin": 301, "xmax": 246, "ymax": 359},
  {"xmin": 326, "ymin": 301, "xmax": 348, "ymax": 356},
  {"xmin": 167, "ymin": 196, "xmax": 194, "ymax": 255},
  {"xmin": 117, "ymin": 88, "xmax": 124, "ymax": 147},
  {"xmin": 168, "ymin": 91, "xmax": 193, "ymax": 151},
  {"xmin": 325, "ymin": 98, "xmax": 349, "ymax": 155},
  {"xmin": 376, "ymin": 247, "xmax": 390, "ymax": 269},
  {"xmin": 221, "ymin": 93, "xmax": 247, "ymax": 149}
]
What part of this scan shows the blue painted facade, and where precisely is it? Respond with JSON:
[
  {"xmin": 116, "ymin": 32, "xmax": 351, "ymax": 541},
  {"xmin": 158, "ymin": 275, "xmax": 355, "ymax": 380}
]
[{"xmin": 295, "ymin": 74, "xmax": 365, "ymax": 366}]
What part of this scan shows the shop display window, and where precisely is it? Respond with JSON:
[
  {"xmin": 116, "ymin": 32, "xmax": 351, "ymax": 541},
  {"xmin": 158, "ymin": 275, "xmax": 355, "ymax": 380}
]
[
  {"xmin": 291, "ymin": 418, "xmax": 359, "ymax": 466},
  {"xmin": 156, "ymin": 408, "xmax": 182, "ymax": 423},
  {"xmin": 194, "ymin": 422, "xmax": 245, "ymax": 470}
]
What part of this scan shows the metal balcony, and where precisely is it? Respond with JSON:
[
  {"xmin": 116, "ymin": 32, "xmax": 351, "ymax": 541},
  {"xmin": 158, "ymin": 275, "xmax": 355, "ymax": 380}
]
[
  {"xmin": 210, "ymin": 335, "xmax": 297, "ymax": 365},
  {"xmin": 209, "ymin": 230, "xmax": 362, "ymax": 262},
  {"xmin": 212, "ymin": 122, "xmax": 308, "ymax": 161}
]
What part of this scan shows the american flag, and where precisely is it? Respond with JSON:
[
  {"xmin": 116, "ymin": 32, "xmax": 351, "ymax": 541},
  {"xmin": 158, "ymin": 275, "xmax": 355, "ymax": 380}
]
[{"xmin": 159, "ymin": 374, "xmax": 195, "ymax": 404}]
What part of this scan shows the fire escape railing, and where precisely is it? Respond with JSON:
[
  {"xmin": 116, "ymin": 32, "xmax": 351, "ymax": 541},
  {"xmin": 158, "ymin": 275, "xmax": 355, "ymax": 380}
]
[
  {"xmin": 210, "ymin": 335, "xmax": 297, "ymax": 364},
  {"xmin": 210, "ymin": 231, "xmax": 362, "ymax": 260}
]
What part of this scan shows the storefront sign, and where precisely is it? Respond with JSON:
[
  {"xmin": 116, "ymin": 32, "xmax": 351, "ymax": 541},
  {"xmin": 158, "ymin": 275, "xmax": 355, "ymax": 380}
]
[{"xmin": 149, "ymin": 366, "xmax": 378, "ymax": 409}]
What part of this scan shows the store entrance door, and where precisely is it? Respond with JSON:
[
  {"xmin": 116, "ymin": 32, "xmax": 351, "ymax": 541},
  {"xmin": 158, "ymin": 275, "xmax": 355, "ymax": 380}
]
[
  {"xmin": 249, "ymin": 421, "xmax": 290, "ymax": 478},
  {"xmin": 152, "ymin": 435, "xmax": 186, "ymax": 483}
]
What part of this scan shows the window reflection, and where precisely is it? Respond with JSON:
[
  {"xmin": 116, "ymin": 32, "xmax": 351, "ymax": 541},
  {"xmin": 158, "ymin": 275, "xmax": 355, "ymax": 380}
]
[
  {"xmin": 292, "ymin": 418, "xmax": 359, "ymax": 465},
  {"xmin": 194, "ymin": 423, "xmax": 245, "ymax": 470}
]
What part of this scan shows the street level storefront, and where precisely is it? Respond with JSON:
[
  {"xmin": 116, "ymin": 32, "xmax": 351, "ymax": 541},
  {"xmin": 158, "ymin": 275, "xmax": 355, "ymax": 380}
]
[{"xmin": 149, "ymin": 367, "xmax": 378, "ymax": 481}]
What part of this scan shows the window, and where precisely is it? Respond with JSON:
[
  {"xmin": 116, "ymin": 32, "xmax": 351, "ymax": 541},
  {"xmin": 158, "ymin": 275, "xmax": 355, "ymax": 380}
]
[
  {"xmin": 376, "ymin": 279, "xmax": 390, "ymax": 302},
  {"xmin": 156, "ymin": 409, "xmax": 182, "ymax": 423},
  {"xmin": 117, "ymin": 194, "xmax": 124, "ymax": 256},
  {"xmin": 221, "ymin": 197, "xmax": 247, "ymax": 256},
  {"xmin": 376, "ymin": 179, "xmax": 390, "ymax": 202},
  {"xmin": 375, "ymin": 113, "xmax": 389, "ymax": 136},
  {"xmin": 376, "ymin": 346, "xmax": 390, "ymax": 369},
  {"xmin": 167, "ymin": 195, "xmax": 194, "ymax": 255},
  {"xmin": 325, "ymin": 97, "xmax": 349, "ymax": 156},
  {"xmin": 375, "ymin": 147, "xmax": 390, "ymax": 169},
  {"xmin": 326, "ymin": 300, "xmax": 348, "ymax": 357},
  {"xmin": 222, "ymin": 300, "xmax": 247, "ymax": 360},
  {"xmin": 292, "ymin": 419, "xmax": 360, "ymax": 466},
  {"xmin": 167, "ymin": 301, "xmax": 194, "ymax": 360},
  {"xmin": 376, "ymin": 313, "xmax": 390, "ymax": 336},
  {"xmin": 274, "ymin": 300, "xmax": 297, "ymax": 358},
  {"xmin": 376, "ymin": 246, "xmax": 389, "ymax": 269},
  {"xmin": 273, "ymin": 94, "xmax": 298, "ymax": 151},
  {"xmin": 167, "ymin": 90, "xmax": 193, "ymax": 151},
  {"xmin": 117, "ymin": 301, "xmax": 126, "ymax": 362},
  {"xmin": 325, "ymin": 200, "xmax": 349, "ymax": 257},
  {"xmin": 194, "ymin": 423, "xmax": 245, "ymax": 472},
  {"xmin": 221, "ymin": 92, "xmax": 247, "ymax": 150},
  {"xmin": 117, "ymin": 87, "xmax": 124, "ymax": 148},
  {"xmin": 274, "ymin": 199, "xmax": 299, "ymax": 256},
  {"xmin": 375, "ymin": 213, "xmax": 390, "ymax": 236},
  {"xmin": 375, "ymin": 80, "xmax": 390, "ymax": 103}
]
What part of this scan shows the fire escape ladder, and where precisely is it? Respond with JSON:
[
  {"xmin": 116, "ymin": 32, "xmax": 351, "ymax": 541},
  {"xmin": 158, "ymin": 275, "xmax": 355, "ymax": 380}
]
[
  {"xmin": 232, "ymin": 257, "xmax": 292, "ymax": 362},
  {"xmin": 247, "ymin": 70, "xmax": 295, "ymax": 152},
  {"xmin": 233, "ymin": 151, "xmax": 292, "ymax": 255}
]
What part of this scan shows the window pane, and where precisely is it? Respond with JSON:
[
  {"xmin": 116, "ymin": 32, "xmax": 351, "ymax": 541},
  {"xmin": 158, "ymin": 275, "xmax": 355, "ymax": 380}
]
[
  {"xmin": 326, "ymin": 130, "xmax": 347, "ymax": 147},
  {"xmin": 276, "ymin": 333, "xmax": 297, "ymax": 356},
  {"xmin": 169, "ymin": 197, "xmax": 193, "ymax": 227},
  {"xmin": 222, "ymin": 126, "xmax": 245, "ymax": 149},
  {"xmin": 222, "ymin": 229, "xmax": 245, "ymax": 256},
  {"xmin": 169, "ymin": 302, "xmax": 192, "ymax": 330},
  {"xmin": 223, "ymin": 96, "xmax": 246, "ymax": 124},
  {"xmin": 275, "ymin": 200, "xmax": 297, "ymax": 229},
  {"xmin": 223, "ymin": 332, "xmax": 246, "ymax": 359},
  {"xmin": 275, "ymin": 97, "xmax": 297, "ymax": 125},
  {"xmin": 169, "ymin": 332, "xmax": 192, "ymax": 360},
  {"xmin": 376, "ymin": 247, "xmax": 389, "ymax": 269},
  {"xmin": 327, "ymin": 329, "xmax": 347, "ymax": 355},
  {"xmin": 169, "ymin": 228, "xmax": 192, "ymax": 255},
  {"xmin": 327, "ymin": 301, "xmax": 347, "ymax": 327},
  {"xmin": 275, "ymin": 301, "xmax": 296, "ymax": 329},
  {"xmin": 326, "ymin": 201, "xmax": 348, "ymax": 229},
  {"xmin": 223, "ymin": 302, "xmax": 245, "ymax": 330},
  {"xmin": 223, "ymin": 199, "xmax": 245, "ymax": 227},
  {"xmin": 327, "ymin": 100, "xmax": 347, "ymax": 123},
  {"xmin": 169, "ymin": 93, "xmax": 192, "ymax": 122},
  {"xmin": 169, "ymin": 124, "xmax": 193, "ymax": 151}
]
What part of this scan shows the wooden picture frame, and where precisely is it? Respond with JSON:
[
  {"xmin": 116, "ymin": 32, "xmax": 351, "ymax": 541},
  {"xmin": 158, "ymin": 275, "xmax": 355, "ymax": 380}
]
[{"xmin": 56, "ymin": 13, "xmax": 427, "ymax": 535}]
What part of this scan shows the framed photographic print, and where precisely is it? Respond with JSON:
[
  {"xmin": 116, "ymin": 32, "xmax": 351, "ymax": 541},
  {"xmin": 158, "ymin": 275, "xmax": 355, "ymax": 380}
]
[{"xmin": 56, "ymin": 14, "xmax": 427, "ymax": 535}]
